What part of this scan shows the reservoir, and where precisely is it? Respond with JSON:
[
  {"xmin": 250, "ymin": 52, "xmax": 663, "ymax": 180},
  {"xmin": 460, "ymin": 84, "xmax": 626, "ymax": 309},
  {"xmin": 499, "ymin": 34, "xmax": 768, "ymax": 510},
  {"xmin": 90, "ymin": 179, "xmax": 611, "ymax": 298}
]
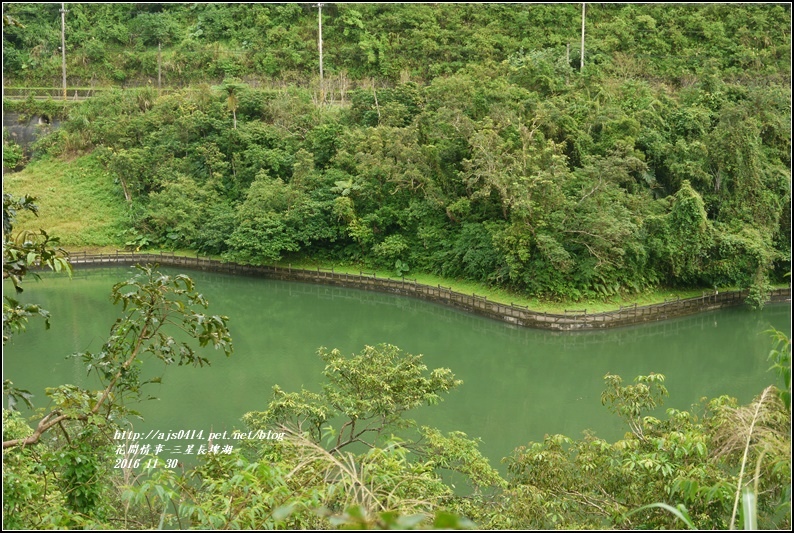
[{"xmin": 3, "ymin": 266, "xmax": 790, "ymax": 468}]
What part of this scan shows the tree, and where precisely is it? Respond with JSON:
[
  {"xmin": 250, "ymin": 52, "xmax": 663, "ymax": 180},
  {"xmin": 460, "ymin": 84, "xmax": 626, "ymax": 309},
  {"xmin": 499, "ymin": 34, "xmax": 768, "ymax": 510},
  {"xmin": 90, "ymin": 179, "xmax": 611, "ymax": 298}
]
[
  {"xmin": 2, "ymin": 193, "xmax": 71, "ymax": 344},
  {"xmin": 244, "ymin": 344, "xmax": 460, "ymax": 450},
  {"xmin": 224, "ymin": 171, "xmax": 338, "ymax": 265},
  {"xmin": 3, "ymin": 265, "xmax": 234, "ymax": 527},
  {"xmin": 3, "ymin": 260, "xmax": 234, "ymax": 522},
  {"xmin": 3, "ymin": 191, "xmax": 235, "ymax": 527},
  {"xmin": 234, "ymin": 344, "xmax": 504, "ymax": 526},
  {"xmin": 3, "ymin": 264, "xmax": 233, "ymax": 451},
  {"xmin": 3, "ymin": 194, "xmax": 78, "ymax": 525},
  {"xmin": 220, "ymin": 77, "xmax": 246, "ymax": 130},
  {"xmin": 503, "ymin": 373, "xmax": 791, "ymax": 530},
  {"xmin": 118, "ymin": 344, "xmax": 503, "ymax": 529}
]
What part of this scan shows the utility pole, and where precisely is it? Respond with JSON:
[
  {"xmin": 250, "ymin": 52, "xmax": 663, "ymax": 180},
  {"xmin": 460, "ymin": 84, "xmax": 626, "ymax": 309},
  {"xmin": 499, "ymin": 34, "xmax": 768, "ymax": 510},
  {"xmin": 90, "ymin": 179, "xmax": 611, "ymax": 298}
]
[
  {"xmin": 60, "ymin": 3, "xmax": 67, "ymax": 100},
  {"xmin": 158, "ymin": 42, "xmax": 162, "ymax": 94},
  {"xmin": 580, "ymin": 3, "xmax": 586, "ymax": 71},
  {"xmin": 314, "ymin": 3, "xmax": 325, "ymax": 104}
]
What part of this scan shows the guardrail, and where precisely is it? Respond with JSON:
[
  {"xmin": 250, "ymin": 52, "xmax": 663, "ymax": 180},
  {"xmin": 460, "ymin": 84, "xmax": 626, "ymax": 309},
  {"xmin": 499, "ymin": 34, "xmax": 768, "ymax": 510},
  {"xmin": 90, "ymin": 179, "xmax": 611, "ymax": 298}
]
[
  {"xmin": 3, "ymin": 87, "xmax": 111, "ymax": 101},
  {"xmin": 66, "ymin": 251, "xmax": 791, "ymax": 331},
  {"xmin": 3, "ymin": 87, "xmax": 185, "ymax": 102}
]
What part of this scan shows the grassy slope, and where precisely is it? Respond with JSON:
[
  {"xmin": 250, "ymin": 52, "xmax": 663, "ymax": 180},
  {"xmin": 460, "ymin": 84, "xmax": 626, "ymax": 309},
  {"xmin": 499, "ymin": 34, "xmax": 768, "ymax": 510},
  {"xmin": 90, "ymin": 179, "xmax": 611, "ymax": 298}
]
[
  {"xmin": 3, "ymin": 153, "xmax": 128, "ymax": 248},
  {"xmin": 5, "ymin": 154, "xmax": 774, "ymax": 314}
]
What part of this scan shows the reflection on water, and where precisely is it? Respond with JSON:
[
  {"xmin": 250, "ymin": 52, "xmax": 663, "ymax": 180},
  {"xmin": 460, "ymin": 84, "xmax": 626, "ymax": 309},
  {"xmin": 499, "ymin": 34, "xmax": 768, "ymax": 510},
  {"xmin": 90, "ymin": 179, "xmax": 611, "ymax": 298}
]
[{"xmin": 4, "ymin": 266, "xmax": 790, "ymax": 470}]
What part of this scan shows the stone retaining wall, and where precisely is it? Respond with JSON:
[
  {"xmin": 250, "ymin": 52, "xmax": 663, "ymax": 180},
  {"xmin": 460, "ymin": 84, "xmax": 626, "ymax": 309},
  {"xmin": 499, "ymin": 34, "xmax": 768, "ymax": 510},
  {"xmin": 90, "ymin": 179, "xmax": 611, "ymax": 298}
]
[{"xmin": 66, "ymin": 251, "xmax": 791, "ymax": 331}]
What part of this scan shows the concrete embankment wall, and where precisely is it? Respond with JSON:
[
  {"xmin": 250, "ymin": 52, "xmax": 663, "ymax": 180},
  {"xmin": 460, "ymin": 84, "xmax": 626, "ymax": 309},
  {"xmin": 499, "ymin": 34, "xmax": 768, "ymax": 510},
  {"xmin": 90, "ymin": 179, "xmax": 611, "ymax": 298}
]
[
  {"xmin": 67, "ymin": 251, "xmax": 791, "ymax": 331},
  {"xmin": 3, "ymin": 112, "xmax": 61, "ymax": 155}
]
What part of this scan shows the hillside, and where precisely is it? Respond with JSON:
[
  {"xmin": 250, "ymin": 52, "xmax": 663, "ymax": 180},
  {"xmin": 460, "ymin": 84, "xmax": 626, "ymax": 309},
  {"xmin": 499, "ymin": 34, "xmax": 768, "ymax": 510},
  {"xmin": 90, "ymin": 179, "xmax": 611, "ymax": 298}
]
[
  {"xmin": 3, "ymin": 4, "xmax": 790, "ymax": 88},
  {"xmin": 3, "ymin": 3, "xmax": 791, "ymax": 305},
  {"xmin": 2, "ymin": 4, "xmax": 793, "ymax": 531}
]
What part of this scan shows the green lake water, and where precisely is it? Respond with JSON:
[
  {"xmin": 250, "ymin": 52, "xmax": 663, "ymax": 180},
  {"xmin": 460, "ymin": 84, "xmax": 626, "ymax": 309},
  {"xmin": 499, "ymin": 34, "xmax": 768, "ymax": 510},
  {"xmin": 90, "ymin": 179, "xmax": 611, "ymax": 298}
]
[{"xmin": 3, "ymin": 266, "xmax": 790, "ymax": 470}]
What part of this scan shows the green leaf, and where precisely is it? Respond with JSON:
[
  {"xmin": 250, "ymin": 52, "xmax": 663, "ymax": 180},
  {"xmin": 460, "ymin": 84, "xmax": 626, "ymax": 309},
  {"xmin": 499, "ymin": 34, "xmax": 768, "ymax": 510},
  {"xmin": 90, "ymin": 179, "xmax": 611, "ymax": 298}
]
[
  {"xmin": 742, "ymin": 487, "xmax": 757, "ymax": 531},
  {"xmin": 626, "ymin": 502, "xmax": 696, "ymax": 530},
  {"xmin": 271, "ymin": 504, "xmax": 295, "ymax": 521},
  {"xmin": 433, "ymin": 511, "xmax": 475, "ymax": 529},
  {"xmin": 394, "ymin": 513, "xmax": 426, "ymax": 529}
]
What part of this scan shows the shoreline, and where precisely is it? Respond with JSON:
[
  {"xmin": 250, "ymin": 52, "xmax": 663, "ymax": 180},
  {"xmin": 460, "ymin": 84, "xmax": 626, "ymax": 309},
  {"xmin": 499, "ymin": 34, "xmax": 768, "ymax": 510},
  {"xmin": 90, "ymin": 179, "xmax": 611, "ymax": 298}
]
[{"xmin": 63, "ymin": 250, "xmax": 792, "ymax": 331}]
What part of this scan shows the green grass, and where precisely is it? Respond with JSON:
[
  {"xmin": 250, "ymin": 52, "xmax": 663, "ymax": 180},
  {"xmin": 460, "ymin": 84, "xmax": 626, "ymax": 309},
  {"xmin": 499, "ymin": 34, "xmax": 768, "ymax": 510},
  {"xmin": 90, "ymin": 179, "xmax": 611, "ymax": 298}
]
[
  {"xmin": 274, "ymin": 257, "xmax": 741, "ymax": 314},
  {"xmin": 61, "ymin": 249, "xmax": 731, "ymax": 314},
  {"xmin": 3, "ymin": 153, "xmax": 129, "ymax": 248}
]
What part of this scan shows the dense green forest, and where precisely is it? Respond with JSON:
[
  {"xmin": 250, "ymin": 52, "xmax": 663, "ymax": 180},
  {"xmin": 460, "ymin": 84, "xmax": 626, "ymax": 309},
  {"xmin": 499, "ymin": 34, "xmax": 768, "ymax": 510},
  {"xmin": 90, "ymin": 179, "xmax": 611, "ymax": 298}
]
[
  {"xmin": 4, "ymin": 2, "xmax": 791, "ymax": 305},
  {"xmin": 3, "ymin": 3, "xmax": 791, "ymax": 87},
  {"xmin": 2, "ymin": 3, "xmax": 792, "ymax": 529}
]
